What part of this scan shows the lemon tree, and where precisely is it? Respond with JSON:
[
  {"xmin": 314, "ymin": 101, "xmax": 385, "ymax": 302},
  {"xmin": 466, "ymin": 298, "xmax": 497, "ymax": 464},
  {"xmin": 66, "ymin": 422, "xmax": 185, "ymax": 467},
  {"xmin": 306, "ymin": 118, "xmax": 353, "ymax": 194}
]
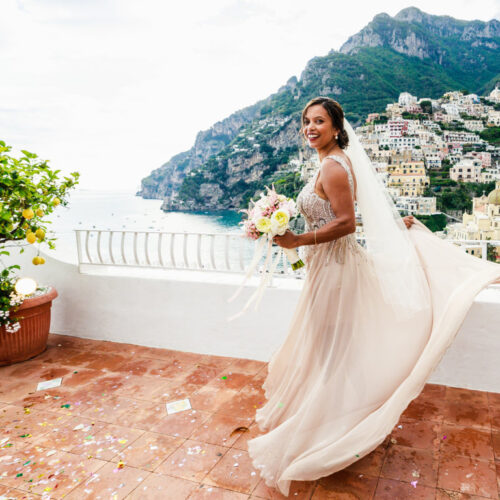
[{"xmin": 0, "ymin": 140, "xmax": 79, "ymax": 331}]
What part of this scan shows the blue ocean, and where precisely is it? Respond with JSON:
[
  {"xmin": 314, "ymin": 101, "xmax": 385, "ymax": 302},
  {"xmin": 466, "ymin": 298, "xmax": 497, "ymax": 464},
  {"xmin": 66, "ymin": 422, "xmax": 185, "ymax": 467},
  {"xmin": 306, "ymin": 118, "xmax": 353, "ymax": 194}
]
[{"xmin": 47, "ymin": 188, "xmax": 243, "ymax": 263}]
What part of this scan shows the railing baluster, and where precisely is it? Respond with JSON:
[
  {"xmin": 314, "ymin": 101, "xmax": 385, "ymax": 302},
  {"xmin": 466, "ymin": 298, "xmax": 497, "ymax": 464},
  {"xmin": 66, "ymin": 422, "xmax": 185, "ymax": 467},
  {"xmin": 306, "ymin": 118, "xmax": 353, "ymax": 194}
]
[
  {"xmin": 109, "ymin": 231, "xmax": 115, "ymax": 264},
  {"xmin": 210, "ymin": 234, "xmax": 216, "ymax": 270},
  {"xmin": 197, "ymin": 234, "xmax": 202, "ymax": 269},
  {"xmin": 96, "ymin": 231, "xmax": 103, "ymax": 263},
  {"xmin": 75, "ymin": 230, "xmax": 83, "ymax": 264},
  {"xmin": 145, "ymin": 232, "xmax": 151, "ymax": 266},
  {"xmin": 224, "ymin": 235, "xmax": 230, "ymax": 270},
  {"xmin": 170, "ymin": 233, "xmax": 176, "ymax": 268},
  {"xmin": 121, "ymin": 231, "xmax": 127, "ymax": 264},
  {"xmin": 133, "ymin": 232, "xmax": 139, "ymax": 265},
  {"xmin": 85, "ymin": 230, "xmax": 93, "ymax": 264},
  {"xmin": 158, "ymin": 233, "xmax": 164, "ymax": 267},
  {"xmin": 183, "ymin": 233, "xmax": 188, "ymax": 268}
]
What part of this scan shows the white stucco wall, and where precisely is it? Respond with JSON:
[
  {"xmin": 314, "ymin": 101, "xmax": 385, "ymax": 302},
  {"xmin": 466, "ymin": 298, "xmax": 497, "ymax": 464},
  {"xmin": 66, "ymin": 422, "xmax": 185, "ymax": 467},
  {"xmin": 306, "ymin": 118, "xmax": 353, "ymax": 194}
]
[{"xmin": 4, "ymin": 244, "xmax": 500, "ymax": 392}]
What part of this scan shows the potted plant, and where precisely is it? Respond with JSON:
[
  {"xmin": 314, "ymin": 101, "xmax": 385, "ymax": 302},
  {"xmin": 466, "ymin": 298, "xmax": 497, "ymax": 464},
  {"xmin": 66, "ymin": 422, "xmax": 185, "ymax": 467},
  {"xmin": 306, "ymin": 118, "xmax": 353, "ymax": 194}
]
[{"xmin": 0, "ymin": 140, "xmax": 79, "ymax": 365}]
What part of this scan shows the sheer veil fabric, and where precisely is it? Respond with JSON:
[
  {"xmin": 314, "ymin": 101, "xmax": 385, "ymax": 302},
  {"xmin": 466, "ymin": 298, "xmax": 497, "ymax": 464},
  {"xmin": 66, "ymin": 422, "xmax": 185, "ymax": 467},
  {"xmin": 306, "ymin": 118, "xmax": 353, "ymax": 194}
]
[{"xmin": 246, "ymin": 119, "xmax": 500, "ymax": 497}]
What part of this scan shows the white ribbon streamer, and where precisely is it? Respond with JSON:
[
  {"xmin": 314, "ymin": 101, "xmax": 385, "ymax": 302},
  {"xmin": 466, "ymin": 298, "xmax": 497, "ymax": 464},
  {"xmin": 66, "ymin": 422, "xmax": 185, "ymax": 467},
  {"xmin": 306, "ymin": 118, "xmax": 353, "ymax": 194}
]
[
  {"xmin": 253, "ymin": 246, "xmax": 283, "ymax": 311},
  {"xmin": 227, "ymin": 235, "xmax": 268, "ymax": 304},
  {"xmin": 227, "ymin": 233, "xmax": 282, "ymax": 322}
]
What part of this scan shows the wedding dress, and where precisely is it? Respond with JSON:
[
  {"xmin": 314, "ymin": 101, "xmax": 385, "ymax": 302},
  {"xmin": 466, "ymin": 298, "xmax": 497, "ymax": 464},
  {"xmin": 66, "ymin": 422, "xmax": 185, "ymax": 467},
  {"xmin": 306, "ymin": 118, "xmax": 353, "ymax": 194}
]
[{"xmin": 246, "ymin": 154, "xmax": 500, "ymax": 497}]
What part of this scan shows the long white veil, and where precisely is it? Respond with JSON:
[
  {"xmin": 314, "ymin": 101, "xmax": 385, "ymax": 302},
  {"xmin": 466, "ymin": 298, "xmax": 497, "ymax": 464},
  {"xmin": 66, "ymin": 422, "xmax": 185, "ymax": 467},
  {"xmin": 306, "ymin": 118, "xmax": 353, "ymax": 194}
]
[{"xmin": 343, "ymin": 118, "xmax": 431, "ymax": 320}]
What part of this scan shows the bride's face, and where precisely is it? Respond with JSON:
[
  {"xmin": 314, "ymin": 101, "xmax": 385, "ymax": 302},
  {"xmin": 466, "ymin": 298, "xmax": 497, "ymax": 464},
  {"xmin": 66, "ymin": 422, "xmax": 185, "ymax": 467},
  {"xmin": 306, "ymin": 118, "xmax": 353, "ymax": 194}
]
[{"xmin": 302, "ymin": 104, "xmax": 339, "ymax": 150}]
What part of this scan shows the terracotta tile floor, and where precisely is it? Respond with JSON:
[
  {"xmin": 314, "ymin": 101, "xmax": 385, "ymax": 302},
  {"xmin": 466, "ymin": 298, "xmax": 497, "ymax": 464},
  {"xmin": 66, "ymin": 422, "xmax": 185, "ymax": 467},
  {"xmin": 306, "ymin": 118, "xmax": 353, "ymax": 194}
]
[{"xmin": 0, "ymin": 334, "xmax": 499, "ymax": 499}]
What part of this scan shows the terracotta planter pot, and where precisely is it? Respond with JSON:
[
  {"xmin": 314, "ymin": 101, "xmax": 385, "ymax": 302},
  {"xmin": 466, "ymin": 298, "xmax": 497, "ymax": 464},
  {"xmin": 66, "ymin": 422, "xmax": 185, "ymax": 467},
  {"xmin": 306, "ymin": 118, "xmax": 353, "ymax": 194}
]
[{"xmin": 0, "ymin": 286, "xmax": 58, "ymax": 366}]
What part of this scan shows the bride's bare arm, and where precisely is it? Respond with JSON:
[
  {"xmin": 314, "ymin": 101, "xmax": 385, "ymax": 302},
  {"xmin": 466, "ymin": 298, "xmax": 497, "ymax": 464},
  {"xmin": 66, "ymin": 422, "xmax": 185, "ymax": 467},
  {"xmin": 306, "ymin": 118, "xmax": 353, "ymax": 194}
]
[{"xmin": 296, "ymin": 159, "xmax": 356, "ymax": 247}]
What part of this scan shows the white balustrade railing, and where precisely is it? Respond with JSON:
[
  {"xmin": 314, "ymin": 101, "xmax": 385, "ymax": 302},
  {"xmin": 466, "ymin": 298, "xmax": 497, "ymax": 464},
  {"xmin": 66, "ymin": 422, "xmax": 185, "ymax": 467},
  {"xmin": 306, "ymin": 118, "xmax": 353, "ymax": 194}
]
[
  {"xmin": 74, "ymin": 229, "xmax": 499, "ymax": 276},
  {"xmin": 75, "ymin": 229, "xmax": 305, "ymax": 277}
]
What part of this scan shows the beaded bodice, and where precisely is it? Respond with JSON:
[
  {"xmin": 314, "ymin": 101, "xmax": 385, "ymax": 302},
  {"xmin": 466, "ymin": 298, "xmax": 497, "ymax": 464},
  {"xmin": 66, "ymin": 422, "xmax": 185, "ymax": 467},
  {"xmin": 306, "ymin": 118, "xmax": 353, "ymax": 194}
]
[
  {"xmin": 296, "ymin": 154, "xmax": 361, "ymax": 266},
  {"xmin": 296, "ymin": 155, "xmax": 355, "ymax": 230}
]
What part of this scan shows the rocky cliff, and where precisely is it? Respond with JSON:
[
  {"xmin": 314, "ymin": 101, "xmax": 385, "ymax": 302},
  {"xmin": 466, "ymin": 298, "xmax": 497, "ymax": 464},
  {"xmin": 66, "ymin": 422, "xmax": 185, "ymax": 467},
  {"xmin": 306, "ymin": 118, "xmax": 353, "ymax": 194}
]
[
  {"xmin": 139, "ymin": 100, "xmax": 264, "ymax": 203},
  {"xmin": 339, "ymin": 7, "xmax": 500, "ymax": 62}
]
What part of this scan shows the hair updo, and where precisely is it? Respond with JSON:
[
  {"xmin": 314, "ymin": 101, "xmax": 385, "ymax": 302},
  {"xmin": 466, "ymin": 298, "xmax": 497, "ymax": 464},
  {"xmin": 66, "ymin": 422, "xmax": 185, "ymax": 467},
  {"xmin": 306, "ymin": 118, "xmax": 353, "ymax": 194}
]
[{"xmin": 301, "ymin": 96, "xmax": 349, "ymax": 149}]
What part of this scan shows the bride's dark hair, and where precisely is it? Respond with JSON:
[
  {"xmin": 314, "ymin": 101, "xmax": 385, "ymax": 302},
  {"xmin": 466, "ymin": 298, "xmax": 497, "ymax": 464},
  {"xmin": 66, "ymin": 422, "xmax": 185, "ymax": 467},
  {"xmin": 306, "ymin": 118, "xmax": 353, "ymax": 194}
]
[{"xmin": 301, "ymin": 97, "xmax": 349, "ymax": 149}]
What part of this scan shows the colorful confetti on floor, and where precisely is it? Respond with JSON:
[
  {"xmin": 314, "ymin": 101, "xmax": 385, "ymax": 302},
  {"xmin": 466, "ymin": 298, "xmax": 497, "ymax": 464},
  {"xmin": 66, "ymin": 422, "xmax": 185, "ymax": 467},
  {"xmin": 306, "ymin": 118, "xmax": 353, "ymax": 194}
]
[{"xmin": 0, "ymin": 334, "xmax": 499, "ymax": 499}]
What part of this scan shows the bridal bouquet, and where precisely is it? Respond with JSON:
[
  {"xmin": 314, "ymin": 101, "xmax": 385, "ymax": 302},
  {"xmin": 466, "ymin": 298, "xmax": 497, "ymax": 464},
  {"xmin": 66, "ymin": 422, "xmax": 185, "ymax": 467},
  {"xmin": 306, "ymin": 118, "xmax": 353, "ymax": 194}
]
[
  {"xmin": 227, "ymin": 185, "xmax": 304, "ymax": 321},
  {"xmin": 240, "ymin": 185, "xmax": 304, "ymax": 270}
]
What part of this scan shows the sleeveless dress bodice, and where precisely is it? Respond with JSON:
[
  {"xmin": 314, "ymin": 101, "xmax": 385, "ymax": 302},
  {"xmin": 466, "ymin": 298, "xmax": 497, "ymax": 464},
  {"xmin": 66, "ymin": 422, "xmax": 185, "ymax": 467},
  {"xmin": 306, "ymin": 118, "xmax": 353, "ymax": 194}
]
[{"xmin": 296, "ymin": 154, "xmax": 362, "ymax": 265}]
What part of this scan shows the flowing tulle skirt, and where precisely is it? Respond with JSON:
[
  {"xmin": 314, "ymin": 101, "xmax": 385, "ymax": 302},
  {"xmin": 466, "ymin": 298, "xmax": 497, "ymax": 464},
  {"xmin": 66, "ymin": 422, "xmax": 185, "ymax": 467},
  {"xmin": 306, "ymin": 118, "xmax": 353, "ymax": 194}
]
[{"xmin": 247, "ymin": 219, "xmax": 500, "ymax": 497}]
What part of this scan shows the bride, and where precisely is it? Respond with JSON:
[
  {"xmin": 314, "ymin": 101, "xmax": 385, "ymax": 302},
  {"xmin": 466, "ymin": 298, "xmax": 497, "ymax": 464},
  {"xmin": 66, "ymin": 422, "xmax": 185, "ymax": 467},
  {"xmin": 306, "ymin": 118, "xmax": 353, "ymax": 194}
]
[{"xmin": 246, "ymin": 96, "xmax": 500, "ymax": 496}]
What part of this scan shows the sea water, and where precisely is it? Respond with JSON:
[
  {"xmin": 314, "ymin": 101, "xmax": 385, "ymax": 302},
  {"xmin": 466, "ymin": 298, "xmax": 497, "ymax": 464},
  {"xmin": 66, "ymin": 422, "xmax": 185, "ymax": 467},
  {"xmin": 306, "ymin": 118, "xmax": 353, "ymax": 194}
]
[{"xmin": 44, "ymin": 189, "xmax": 243, "ymax": 264}]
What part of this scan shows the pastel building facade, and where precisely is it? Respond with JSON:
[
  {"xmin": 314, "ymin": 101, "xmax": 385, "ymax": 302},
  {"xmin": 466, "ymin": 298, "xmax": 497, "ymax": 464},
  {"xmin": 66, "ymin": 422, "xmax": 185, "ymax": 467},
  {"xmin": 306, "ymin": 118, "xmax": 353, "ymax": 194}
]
[
  {"xmin": 450, "ymin": 158, "xmax": 483, "ymax": 182},
  {"xmin": 387, "ymin": 161, "xmax": 430, "ymax": 196}
]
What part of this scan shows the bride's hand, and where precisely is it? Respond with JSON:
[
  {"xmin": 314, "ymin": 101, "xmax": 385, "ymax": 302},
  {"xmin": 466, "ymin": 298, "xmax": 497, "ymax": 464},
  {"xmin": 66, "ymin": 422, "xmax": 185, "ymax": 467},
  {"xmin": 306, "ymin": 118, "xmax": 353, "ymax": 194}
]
[
  {"xmin": 273, "ymin": 230, "xmax": 299, "ymax": 249},
  {"xmin": 403, "ymin": 215, "xmax": 415, "ymax": 229}
]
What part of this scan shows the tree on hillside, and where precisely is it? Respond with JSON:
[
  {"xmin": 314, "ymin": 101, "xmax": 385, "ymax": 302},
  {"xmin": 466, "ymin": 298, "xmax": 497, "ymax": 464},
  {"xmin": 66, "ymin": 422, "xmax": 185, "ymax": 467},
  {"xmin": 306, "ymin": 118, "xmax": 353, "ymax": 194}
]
[{"xmin": 420, "ymin": 100, "xmax": 432, "ymax": 114}]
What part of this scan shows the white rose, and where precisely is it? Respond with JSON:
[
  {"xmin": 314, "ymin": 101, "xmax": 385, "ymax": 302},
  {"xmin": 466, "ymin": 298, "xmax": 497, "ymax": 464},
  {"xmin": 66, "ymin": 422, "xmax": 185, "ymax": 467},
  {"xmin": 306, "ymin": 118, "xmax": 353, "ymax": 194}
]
[
  {"xmin": 270, "ymin": 210, "xmax": 290, "ymax": 236},
  {"xmin": 271, "ymin": 218, "xmax": 287, "ymax": 235}
]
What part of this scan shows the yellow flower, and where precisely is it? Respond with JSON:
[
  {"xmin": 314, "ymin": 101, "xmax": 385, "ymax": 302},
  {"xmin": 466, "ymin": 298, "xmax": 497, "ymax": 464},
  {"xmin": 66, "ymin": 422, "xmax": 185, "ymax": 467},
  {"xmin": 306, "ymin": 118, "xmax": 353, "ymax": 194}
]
[{"xmin": 255, "ymin": 217, "xmax": 271, "ymax": 233}]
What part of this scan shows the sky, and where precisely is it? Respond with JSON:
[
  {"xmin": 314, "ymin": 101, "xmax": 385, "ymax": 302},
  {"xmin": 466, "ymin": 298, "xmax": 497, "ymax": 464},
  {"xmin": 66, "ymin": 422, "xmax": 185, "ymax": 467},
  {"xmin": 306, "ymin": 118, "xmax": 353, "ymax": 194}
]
[{"xmin": 1, "ymin": 0, "xmax": 499, "ymax": 192}]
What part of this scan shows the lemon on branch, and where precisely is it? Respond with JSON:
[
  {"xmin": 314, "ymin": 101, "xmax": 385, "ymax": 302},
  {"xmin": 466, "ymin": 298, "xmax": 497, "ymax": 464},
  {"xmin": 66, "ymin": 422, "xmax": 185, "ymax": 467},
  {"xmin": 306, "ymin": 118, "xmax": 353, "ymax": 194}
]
[
  {"xmin": 26, "ymin": 233, "xmax": 36, "ymax": 244},
  {"xmin": 35, "ymin": 228, "xmax": 45, "ymax": 240},
  {"xmin": 52, "ymin": 198, "xmax": 60, "ymax": 206},
  {"xmin": 36, "ymin": 208, "xmax": 44, "ymax": 217},
  {"xmin": 22, "ymin": 208, "xmax": 34, "ymax": 219}
]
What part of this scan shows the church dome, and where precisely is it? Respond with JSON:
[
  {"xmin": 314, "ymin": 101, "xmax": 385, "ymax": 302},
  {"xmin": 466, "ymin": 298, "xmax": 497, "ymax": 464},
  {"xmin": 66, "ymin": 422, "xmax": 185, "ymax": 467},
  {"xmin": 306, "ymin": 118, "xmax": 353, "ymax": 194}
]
[{"xmin": 487, "ymin": 186, "xmax": 500, "ymax": 205}]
